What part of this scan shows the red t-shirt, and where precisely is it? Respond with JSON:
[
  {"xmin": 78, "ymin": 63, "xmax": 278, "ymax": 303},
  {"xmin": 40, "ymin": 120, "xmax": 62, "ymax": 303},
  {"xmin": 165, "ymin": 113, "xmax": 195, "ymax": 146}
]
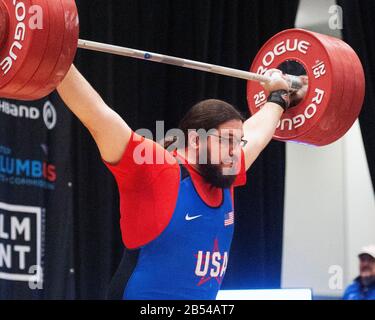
[{"xmin": 104, "ymin": 131, "xmax": 247, "ymax": 249}]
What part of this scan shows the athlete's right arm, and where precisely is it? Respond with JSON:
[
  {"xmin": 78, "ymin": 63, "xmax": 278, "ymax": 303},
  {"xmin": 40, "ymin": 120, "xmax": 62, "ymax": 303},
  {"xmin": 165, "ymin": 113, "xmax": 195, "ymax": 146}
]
[{"xmin": 57, "ymin": 65, "xmax": 132, "ymax": 164}]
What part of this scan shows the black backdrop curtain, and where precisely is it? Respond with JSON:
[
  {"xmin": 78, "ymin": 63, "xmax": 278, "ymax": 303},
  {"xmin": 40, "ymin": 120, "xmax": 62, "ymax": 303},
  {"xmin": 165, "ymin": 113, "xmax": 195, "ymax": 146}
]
[
  {"xmin": 71, "ymin": 0, "xmax": 299, "ymax": 299},
  {"xmin": 338, "ymin": 0, "xmax": 375, "ymax": 193},
  {"xmin": 0, "ymin": 94, "xmax": 75, "ymax": 299}
]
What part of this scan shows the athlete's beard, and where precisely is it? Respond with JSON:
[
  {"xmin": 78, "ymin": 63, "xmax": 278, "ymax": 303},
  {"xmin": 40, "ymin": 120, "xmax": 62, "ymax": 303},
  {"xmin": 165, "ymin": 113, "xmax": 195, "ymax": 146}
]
[
  {"xmin": 197, "ymin": 149, "xmax": 239, "ymax": 188},
  {"xmin": 198, "ymin": 163, "xmax": 237, "ymax": 188}
]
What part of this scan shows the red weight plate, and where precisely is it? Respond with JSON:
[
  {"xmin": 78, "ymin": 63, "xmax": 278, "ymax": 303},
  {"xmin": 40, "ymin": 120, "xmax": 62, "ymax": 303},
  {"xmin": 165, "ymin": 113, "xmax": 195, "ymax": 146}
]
[
  {"xmin": 15, "ymin": 0, "xmax": 66, "ymax": 99},
  {"xmin": 329, "ymin": 39, "xmax": 365, "ymax": 143},
  {"xmin": 341, "ymin": 41, "xmax": 365, "ymax": 119},
  {"xmin": 39, "ymin": 0, "xmax": 78, "ymax": 97},
  {"xmin": 0, "ymin": 0, "xmax": 50, "ymax": 99},
  {"xmin": 0, "ymin": 0, "xmax": 35, "ymax": 92},
  {"xmin": 0, "ymin": 0, "xmax": 9, "ymax": 48},
  {"xmin": 313, "ymin": 35, "xmax": 362, "ymax": 146},
  {"xmin": 297, "ymin": 34, "xmax": 350, "ymax": 146},
  {"xmin": 290, "ymin": 34, "xmax": 347, "ymax": 146},
  {"xmin": 320, "ymin": 41, "xmax": 356, "ymax": 145},
  {"xmin": 247, "ymin": 28, "xmax": 344, "ymax": 145},
  {"xmin": 304, "ymin": 35, "xmax": 364, "ymax": 146}
]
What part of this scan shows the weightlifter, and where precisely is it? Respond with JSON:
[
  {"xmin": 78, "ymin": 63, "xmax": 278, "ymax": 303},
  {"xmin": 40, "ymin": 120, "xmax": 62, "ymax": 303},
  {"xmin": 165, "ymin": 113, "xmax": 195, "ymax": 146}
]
[{"xmin": 57, "ymin": 65, "xmax": 307, "ymax": 300}]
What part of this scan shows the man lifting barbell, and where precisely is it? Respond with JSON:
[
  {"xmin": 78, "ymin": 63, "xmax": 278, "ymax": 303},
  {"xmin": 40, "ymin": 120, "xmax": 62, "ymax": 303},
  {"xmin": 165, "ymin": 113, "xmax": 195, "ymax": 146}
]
[
  {"xmin": 56, "ymin": 65, "xmax": 306, "ymax": 300},
  {"xmin": 0, "ymin": 0, "xmax": 365, "ymax": 300}
]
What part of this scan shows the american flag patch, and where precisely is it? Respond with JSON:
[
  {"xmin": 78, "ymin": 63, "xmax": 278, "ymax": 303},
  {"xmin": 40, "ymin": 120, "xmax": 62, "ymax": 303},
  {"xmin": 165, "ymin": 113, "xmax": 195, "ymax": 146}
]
[{"xmin": 224, "ymin": 211, "xmax": 234, "ymax": 226}]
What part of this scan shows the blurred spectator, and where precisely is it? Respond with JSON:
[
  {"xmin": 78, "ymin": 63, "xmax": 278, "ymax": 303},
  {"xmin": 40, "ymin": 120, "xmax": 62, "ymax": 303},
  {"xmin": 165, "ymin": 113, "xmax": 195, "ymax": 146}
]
[{"xmin": 343, "ymin": 245, "xmax": 375, "ymax": 300}]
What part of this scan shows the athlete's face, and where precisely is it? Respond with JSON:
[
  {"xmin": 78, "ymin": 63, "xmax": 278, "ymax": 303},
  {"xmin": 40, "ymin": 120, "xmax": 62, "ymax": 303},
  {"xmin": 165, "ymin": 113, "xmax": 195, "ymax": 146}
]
[{"xmin": 198, "ymin": 119, "xmax": 244, "ymax": 188}]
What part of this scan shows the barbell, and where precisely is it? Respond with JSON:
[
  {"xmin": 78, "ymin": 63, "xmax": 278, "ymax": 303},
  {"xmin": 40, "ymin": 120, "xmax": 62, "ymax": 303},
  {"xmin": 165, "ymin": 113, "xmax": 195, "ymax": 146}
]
[{"xmin": 0, "ymin": 0, "xmax": 365, "ymax": 146}]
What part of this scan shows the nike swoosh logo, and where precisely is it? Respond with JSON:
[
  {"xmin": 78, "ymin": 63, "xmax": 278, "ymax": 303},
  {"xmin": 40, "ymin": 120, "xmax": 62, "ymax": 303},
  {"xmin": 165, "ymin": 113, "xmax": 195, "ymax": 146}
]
[{"xmin": 185, "ymin": 214, "xmax": 203, "ymax": 221}]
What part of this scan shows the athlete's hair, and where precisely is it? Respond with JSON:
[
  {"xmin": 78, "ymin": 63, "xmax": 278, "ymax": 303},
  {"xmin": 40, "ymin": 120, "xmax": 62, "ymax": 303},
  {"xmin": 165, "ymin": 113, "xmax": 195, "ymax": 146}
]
[{"xmin": 164, "ymin": 99, "xmax": 245, "ymax": 150}]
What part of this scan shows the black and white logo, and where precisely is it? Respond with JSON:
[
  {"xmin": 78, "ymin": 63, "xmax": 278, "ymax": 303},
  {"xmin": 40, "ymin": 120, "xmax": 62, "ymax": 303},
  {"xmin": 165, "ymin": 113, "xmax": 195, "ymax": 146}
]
[
  {"xmin": 0, "ymin": 202, "xmax": 42, "ymax": 283},
  {"xmin": 43, "ymin": 101, "xmax": 57, "ymax": 130},
  {"xmin": 0, "ymin": 99, "xmax": 57, "ymax": 130}
]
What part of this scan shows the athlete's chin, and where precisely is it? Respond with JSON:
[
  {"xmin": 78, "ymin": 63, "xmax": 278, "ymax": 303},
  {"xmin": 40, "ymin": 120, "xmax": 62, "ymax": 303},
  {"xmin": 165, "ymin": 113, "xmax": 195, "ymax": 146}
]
[
  {"xmin": 199, "ymin": 163, "xmax": 237, "ymax": 188},
  {"xmin": 210, "ymin": 169, "xmax": 237, "ymax": 188}
]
